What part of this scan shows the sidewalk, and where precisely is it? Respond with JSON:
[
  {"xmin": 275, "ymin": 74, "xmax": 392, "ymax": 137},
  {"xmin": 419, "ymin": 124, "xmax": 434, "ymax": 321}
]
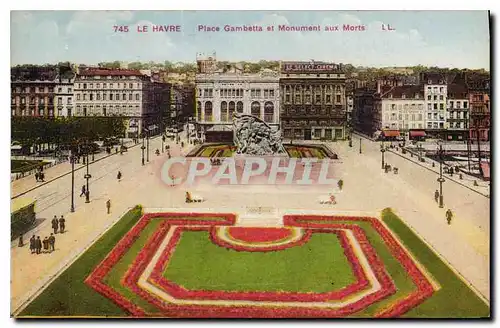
[{"xmin": 11, "ymin": 139, "xmax": 140, "ymax": 199}]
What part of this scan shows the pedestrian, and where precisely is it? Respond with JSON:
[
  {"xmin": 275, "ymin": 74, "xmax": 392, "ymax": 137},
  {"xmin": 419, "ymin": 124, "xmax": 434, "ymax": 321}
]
[
  {"xmin": 18, "ymin": 234, "xmax": 24, "ymax": 247},
  {"xmin": 446, "ymin": 209, "xmax": 453, "ymax": 225},
  {"xmin": 80, "ymin": 185, "xmax": 86, "ymax": 197},
  {"xmin": 51, "ymin": 215, "xmax": 59, "ymax": 234},
  {"xmin": 42, "ymin": 237, "xmax": 49, "ymax": 253},
  {"xmin": 106, "ymin": 199, "xmax": 111, "ymax": 214},
  {"xmin": 29, "ymin": 235, "xmax": 36, "ymax": 254},
  {"xmin": 35, "ymin": 236, "xmax": 42, "ymax": 254},
  {"xmin": 434, "ymin": 190, "xmax": 439, "ymax": 203},
  {"xmin": 40, "ymin": 172, "xmax": 45, "ymax": 182},
  {"xmin": 117, "ymin": 171, "xmax": 122, "ymax": 180},
  {"xmin": 48, "ymin": 233, "xmax": 55, "ymax": 252},
  {"xmin": 337, "ymin": 179, "xmax": 344, "ymax": 191},
  {"xmin": 35, "ymin": 172, "xmax": 39, "ymax": 182},
  {"xmin": 59, "ymin": 215, "xmax": 66, "ymax": 233}
]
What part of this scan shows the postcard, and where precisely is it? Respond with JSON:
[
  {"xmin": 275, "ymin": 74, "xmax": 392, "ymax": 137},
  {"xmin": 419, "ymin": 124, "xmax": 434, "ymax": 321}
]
[{"xmin": 10, "ymin": 10, "xmax": 490, "ymax": 318}]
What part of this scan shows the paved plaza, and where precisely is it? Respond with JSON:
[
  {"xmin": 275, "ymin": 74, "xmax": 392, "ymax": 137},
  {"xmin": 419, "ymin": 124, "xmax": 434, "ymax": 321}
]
[{"xmin": 10, "ymin": 132, "xmax": 490, "ymax": 315}]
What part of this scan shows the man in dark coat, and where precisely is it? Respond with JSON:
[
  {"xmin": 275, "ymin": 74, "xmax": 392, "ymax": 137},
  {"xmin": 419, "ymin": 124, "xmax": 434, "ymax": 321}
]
[
  {"xmin": 42, "ymin": 237, "xmax": 49, "ymax": 253},
  {"xmin": 80, "ymin": 185, "xmax": 86, "ymax": 197},
  {"xmin": 29, "ymin": 235, "xmax": 36, "ymax": 254},
  {"xmin": 35, "ymin": 236, "xmax": 42, "ymax": 254},
  {"xmin": 48, "ymin": 233, "xmax": 55, "ymax": 252},
  {"xmin": 59, "ymin": 215, "xmax": 66, "ymax": 233},
  {"xmin": 51, "ymin": 215, "xmax": 59, "ymax": 234},
  {"xmin": 106, "ymin": 199, "xmax": 111, "ymax": 214}
]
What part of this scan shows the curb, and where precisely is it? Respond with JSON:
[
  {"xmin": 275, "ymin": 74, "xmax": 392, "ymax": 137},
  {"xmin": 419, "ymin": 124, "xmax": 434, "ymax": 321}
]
[{"xmin": 387, "ymin": 149, "xmax": 489, "ymax": 198}]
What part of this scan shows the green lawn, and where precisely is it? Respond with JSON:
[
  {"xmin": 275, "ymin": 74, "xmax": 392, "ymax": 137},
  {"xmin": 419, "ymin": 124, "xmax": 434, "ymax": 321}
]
[
  {"xmin": 381, "ymin": 208, "xmax": 490, "ymax": 318},
  {"xmin": 11, "ymin": 159, "xmax": 48, "ymax": 173},
  {"xmin": 18, "ymin": 205, "xmax": 144, "ymax": 317},
  {"xmin": 164, "ymin": 231, "xmax": 355, "ymax": 293}
]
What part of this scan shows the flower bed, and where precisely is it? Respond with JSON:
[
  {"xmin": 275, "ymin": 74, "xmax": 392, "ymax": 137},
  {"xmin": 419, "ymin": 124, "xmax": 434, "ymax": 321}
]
[{"xmin": 84, "ymin": 212, "xmax": 435, "ymax": 318}]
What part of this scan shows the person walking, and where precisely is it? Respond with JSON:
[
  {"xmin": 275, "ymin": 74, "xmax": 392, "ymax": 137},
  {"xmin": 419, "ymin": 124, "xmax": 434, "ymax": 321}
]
[
  {"xmin": 446, "ymin": 209, "xmax": 453, "ymax": 225},
  {"xmin": 35, "ymin": 236, "xmax": 42, "ymax": 255},
  {"xmin": 117, "ymin": 171, "xmax": 122, "ymax": 181},
  {"xmin": 48, "ymin": 233, "xmax": 55, "ymax": 253},
  {"xmin": 29, "ymin": 235, "xmax": 36, "ymax": 254},
  {"xmin": 106, "ymin": 199, "xmax": 111, "ymax": 214},
  {"xmin": 80, "ymin": 185, "xmax": 86, "ymax": 197},
  {"xmin": 42, "ymin": 237, "xmax": 49, "ymax": 253},
  {"xmin": 40, "ymin": 172, "xmax": 45, "ymax": 182},
  {"xmin": 434, "ymin": 190, "xmax": 440, "ymax": 203},
  {"xmin": 59, "ymin": 215, "xmax": 66, "ymax": 233},
  {"xmin": 18, "ymin": 234, "xmax": 24, "ymax": 247},
  {"xmin": 51, "ymin": 215, "xmax": 59, "ymax": 234},
  {"xmin": 35, "ymin": 172, "xmax": 39, "ymax": 182}
]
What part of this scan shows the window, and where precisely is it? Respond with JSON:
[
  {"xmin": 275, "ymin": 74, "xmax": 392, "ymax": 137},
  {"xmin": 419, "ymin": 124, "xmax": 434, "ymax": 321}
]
[
  {"xmin": 102, "ymin": 83, "xmax": 106, "ymax": 89},
  {"xmin": 433, "ymin": 103, "xmax": 438, "ymax": 110},
  {"xmin": 90, "ymin": 94, "xmax": 93, "ymax": 101},
  {"xmin": 439, "ymin": 87, "xmax": 443, "ymax": 93},
  {"xmin": 439, "ymin": 103, "xmax": 444, "ymax": 110},
  {"xmin": 129, "ymin": 83, "xmax": 133, "ymax": 89},
  {"xmin": 285, "ymin": 95, "xmax": 290, "ymax": 103},
  {"xmin": 97, "ymin": 94, "xmax": 101, "ymax": 100},
  {"xmin": 463, "ymin": 101, "xmax": 468, "ymax": 109},
  {"xmin": 68, "ymin": 97, "xmax": 72, "ymax": 104},
  {"xmin": 136, "ymin": 94, "xmax": 139, "ymax": 101},
  {"xmin": 57, "ymin": 87, "xmax": 62, "ymax": 93},
  {"xmin": 270, "ymin": 90, "xmax": 274, "ymax": 97},
  {"xmin": 439, "ymin": 95, "xmax": 444, "ymax": 100},
  {"xmin": 418, "ymin": 114, "xmax": 423, "ymax": 121},
  {"xmin": 427, "ymin": 104, "xmax": 432, "ymax": 110},
  {"xmin": 427, "ymin": 95, "xmax": 431, "ymax": 100},
  {"xmin": 110, "ymin": 83, "xmax": 114, "ymax": 89},
  {"xmin": 83, "ymin": 94, "xmax": 87, "ymax": 101},
  {"xmin": 427, "ymin": 87, "xmax": 431, "ymax": 92},
  {"xmin": 58, "ymin": 97, "xmax": 62, "ymax": 104},
  {"xmin": 336, "ymin": 95, "xmax": 341, "ymax": 103},
  {"xmin": 103, "ymin": 94, "xmax": 107, "ymax": 101},
  {"xmin": 48, "ymin": 87, "xmax": 54, "ymax": 92},
  {"xmin": 450, "ymin": 101, "xmax": 454, "ymax": 108},
  {"xmin": 116, "ymin": 94, "xmax": 120, "ymax": 100},
  {"xmin": 456, "ymin": 101, "xmax": 461, "ymax": 109},
  {"xmin": 110, "ymin": 94, "xmax": 113, "ymax": 100},
  {"xmin": 129, "ymin": 94, "xmax": 132, "ymax": 101},
  {"xmin": 428, "ymin": 113, "xmax": 432, "ymax": 119},
  {"xmin": 83, "ymin": 83, "xmax": 87, "ymax": 89},
  {"xmin": 326, "ymin": 95, "xmax": 331, "ymax": 104},
  {"xmin": 123, "ymin": 93, "xmax": 126, "ymax": 101},
  {"xmin": 316, "ymin": 94, "xmax": 321, "ymax": 104}
]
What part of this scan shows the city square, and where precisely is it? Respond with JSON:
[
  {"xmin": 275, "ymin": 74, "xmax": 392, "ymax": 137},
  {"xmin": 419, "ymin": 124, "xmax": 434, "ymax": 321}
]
[{"xmin": 10, "ymin": 10, "xmax": 490, "ymax": 319}]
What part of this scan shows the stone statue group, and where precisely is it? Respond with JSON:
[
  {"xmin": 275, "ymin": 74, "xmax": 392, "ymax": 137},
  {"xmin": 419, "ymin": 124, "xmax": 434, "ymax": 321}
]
[{"xmin": 233, "ymin": 113, "xmax": 286, "ymax": 156}]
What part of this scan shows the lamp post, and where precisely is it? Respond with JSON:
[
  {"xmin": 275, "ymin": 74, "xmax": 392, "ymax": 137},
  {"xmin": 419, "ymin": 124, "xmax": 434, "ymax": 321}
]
[
  {"xmin": 70, "ymin": 152, "xmax": 75, "ymax": 212},
  {"xmin": 146, "ymin": 130, "xmax": 150, "ymax": 162},
  {"xmin": 141, "ymin": 133, "xmax": 145, "ymax": 166},
  {"xmin": 359, "ymin": 138, "xmax": 362, "ymax": 154},
  {"xmin": 162, "ymin": 134, "xmax": 165, "ymax": 153},
  {"xmin": 84, "ymin": 150, "xmax": 91, "ymax": 203},
  {"xmin": 437, "ymin": 143, "xmax": 445, "ymax": 208},
  {"xmin": 380, "ymin": 142, "xmax": 386, "ymax": 169}
]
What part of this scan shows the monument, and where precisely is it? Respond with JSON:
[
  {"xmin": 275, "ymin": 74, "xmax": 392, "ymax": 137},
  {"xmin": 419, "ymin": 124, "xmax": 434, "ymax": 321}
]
[{"xmin": 233, "ymin": 113, "xmax": 286, "ymax": 156}]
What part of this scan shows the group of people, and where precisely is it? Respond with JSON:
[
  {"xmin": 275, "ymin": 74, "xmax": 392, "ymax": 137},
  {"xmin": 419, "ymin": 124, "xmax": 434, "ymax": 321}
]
[
  {"xmin": 51, "ymin": 215, "xmax": 66, "ymax": 234},
  {"xmin": 29, "ymin": 234, "xmax": 56, "ymax": 254},
  {"xmin": 210, "ymin": 158, "xmax": 223, "ymax": 166},
  {"xmin": 34, "ymin": 168, "xmax": 45, "ymax": 182}
]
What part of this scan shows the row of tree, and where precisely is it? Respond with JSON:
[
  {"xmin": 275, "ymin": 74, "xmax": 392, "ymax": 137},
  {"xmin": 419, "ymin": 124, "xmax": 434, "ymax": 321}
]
[{"xmin": 12, "ymin": 116, "xmax": 127, "ymax": 149}]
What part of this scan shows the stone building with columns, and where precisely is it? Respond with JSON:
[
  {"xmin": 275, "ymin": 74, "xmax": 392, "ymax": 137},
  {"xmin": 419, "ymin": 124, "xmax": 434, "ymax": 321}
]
[
  {"xmin": 279, "ymin": 61, "xmax": 347, "ymax": 140},
  {"xmin": 195, "ymin": 66, "xmax": 280, "ymax": 140}
]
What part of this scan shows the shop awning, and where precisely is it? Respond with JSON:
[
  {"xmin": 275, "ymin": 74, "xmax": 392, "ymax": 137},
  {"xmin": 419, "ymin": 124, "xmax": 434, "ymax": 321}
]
[
  {"xmin": 409, "ymin": 130, "xmax": 426, "ymax": 137},
  {"xmin": 480, "ymin": 162, "xmax": 490, "ymax": 180},
  {"xmin": 382, "ymin": 130, "xmax": 400, "ymax": 137}
]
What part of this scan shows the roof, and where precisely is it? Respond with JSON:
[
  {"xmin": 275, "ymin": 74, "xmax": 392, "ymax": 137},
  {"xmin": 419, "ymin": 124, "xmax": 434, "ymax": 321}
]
[
  {"xmin": 11, "ymin": 198, "xmax": 35, "ymax": 214},
  {"xmin": 447, "ymin": 83, "xmax": 468, "ymax": 99},
  {"xmin": 79, "ymin": 69, "xmax": 144, "ymax": 77},
  {"xmin": 381, "ymin": 85, "xmax": 423, "ymax": 99}
]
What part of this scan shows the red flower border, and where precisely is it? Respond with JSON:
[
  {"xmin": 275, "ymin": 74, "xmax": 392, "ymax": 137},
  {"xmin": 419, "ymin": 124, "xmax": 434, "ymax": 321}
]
[
  {"xmin": 284, "ymin": 215, "xmax": 435, "ymax": 318},
  {"xmin": 148, "ymin": 226, "xmax": 370, "ymax": 302},
  {"xmin": 210, "ymin": 226, "xmax": 314, "ymax": 252},
  {"xmin": 226, "ymin": 227, "xmax": 293, "ymax": 243},
  {"xmin": 85, "ymin": 212, "xmax": 434, "ymax": 318}
]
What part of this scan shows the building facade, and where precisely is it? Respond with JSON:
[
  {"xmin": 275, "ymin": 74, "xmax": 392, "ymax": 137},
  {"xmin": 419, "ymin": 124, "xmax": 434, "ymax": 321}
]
[
  {"xmin": 55, "ymin": 72, "xmax": 75, "ymax": 117},
  {"xmin": 379, "ymin": 85, "xmax": 425, "ymax": 132},
  {"xmin": 467, "ymin": 75, "xmax": 490, "ymax": 141},
  {"xmin": 11, "ymin": 67, "xmax": 57, "ymax": 117},
  {"xmin": 74, "ymin": 68, "xmax": 170, "ymax": 137},
  {"xmin": 195, "ymin": 67, "xmax": 280, "ymax": 137},
  {"xmin": 423, "ymin": 73, "xmax": 447, "ymax": 137},
  {"xmin": 280, "ymin": 61, "xmax": 347, "ymax": 140},
  {"xmin": 446, "ymin": 84, "xmax": 469, "ymax": 141}
]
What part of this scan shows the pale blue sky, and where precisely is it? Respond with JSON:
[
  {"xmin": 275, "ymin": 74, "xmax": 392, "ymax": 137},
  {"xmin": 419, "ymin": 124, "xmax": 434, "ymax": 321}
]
[{"xmin": 10, "ymin": 10, "xmax": 490, "ymax": 69}]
